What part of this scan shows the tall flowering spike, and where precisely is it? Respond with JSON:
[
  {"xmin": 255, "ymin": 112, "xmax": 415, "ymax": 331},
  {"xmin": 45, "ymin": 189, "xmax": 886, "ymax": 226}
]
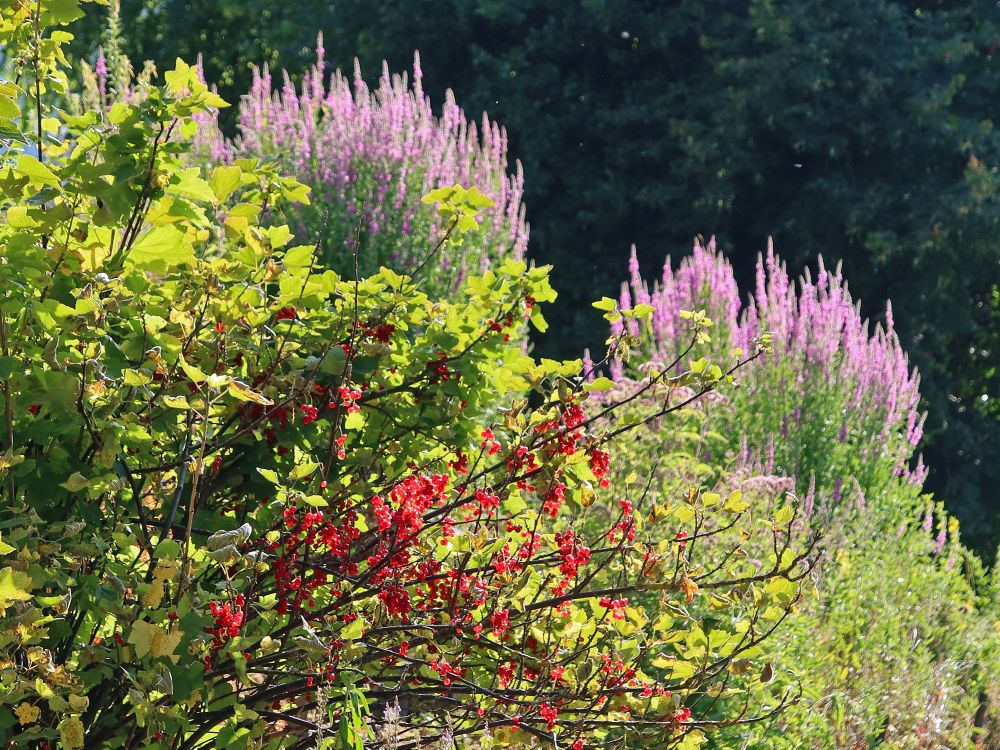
[
  {"xmin": 95, "ymin": 47, "xmax": 108, "ymax": 110},
  {"xmin": 582, "ymin": 348, "xmax": 596, "ymax": 383},
  {"xmin": 191, "ymin": 55, "xmax": 230, "ymax": 163},
  {"xmin": 614, "ymin": 239, "xmax": 925, "ymax": 513},
  {"xmin": 315, "ymin": 32, "xmax": 325, "ymax": 76},
  {"xmin": 193, "ymin": 46, "xmax": 528, "ymax": 289},
  {"xmin": 621, "ymin": 237, "xmax": 741, "ymax": 371},
  {"xmin": 413, "ymin": 50, "xmax": 423, "ymax": 91}
]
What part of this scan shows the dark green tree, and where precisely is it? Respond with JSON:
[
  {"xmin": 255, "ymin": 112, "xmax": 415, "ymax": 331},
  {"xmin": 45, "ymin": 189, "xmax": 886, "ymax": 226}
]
[{"xmin": 71, "ymin": 0, "xmax": 337, "ymax": 96}]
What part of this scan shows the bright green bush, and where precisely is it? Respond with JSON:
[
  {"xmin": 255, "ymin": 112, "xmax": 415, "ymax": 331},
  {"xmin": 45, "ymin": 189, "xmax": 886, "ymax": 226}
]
[
  {"xmin": 0, "ymin": 3, "xmax": 815, "ymax": 748},
  {"xmin": 739, "ymin": 509, "xmax": 999, "ymax": 750},
  {"xmin": 609, "ymin": 300, "xmax": 1000, "ymax": 750}
]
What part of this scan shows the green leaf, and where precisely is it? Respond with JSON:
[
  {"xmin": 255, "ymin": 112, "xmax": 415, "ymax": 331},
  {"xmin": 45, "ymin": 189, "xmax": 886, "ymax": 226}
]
[
  {"xmin": 168, "ymin": 168, "xmax": 216, "ymax": 203},
  {"xmin": 28, "ymin": 370, "xmax": 77, "ymax": 412},
  {"xmin": 199, "ymin": 90, "xmax": 229, "ymax": 108},
  {"xmin": 0, "ymin": 566, "xmax": 33, "ymax": 607},
  {"xmin": 0, "ymin": 118, "xmax": 26, "ymax": 143},
  {"xmin": 0, "ymin": 97, "xmax": 19, "ymax": 118},
  {"xmin": 422, "ymin": 186, "xmax": 459, "ymax": 205},
  {"xmin": 0, "ymin": 358, "xmax": 17, "ymax": 379},
  {"xmin": 503, "ymin": 495, "xmax": 527, "ymax": 515},
  {"xmin": 127, "ymin": 225, "xmax": 195, "ymax": 269},
  {"xmin": 162, "ymin": 395, "xmax": 190, "ymax": 409},
  {"xmin": 774, "ymin": 505, "xmax": 794, "ymax": 526},
  {"xmin": 59, "ymin": 472, "xmax": 90, "ymax": 492},
  {"xmin": 723, "ymin": 490, "xmax": 748, "ymax": 513},
  {"xmin": 701, "ymin": 492, "xmax": 722, "ymax": 508},
  {"xmin": 764, "ymin": 577, "xmax": 797, "ymax": 598},
  {"xmin": 206, "ymin": 373, "xmax": 231, "ymax": 389},
  {"xmin": 341, "ymin": 617, "xmax": 364, "ymax": 641},
  {"xmin": 465, "ymin": 187, "xmax": 494, "ymax": 209},
  {"xmin": 128, "ymin": 620, "xmax": 182, "ymax": 660},
  {"xmin": 632, "ymin": 303, "xmax": 655, "ymax": 320},
  {"xmin": 206, "ymin": 523, "xmax": 252, "ymax": 551},
  {"xmin": 40, "ymin": 0, "xmax": 85, "ymax": 25},
  {"xmin": 228, "ymin": 380, "xmax": 273, "ymax": 405},
  {"xmin": 584, "ymin": 377, "xmax": 615, "ymax": 392},
  {"xmin": 17, "ymin": 155, "xmax": 59, "ymax": 187},
  {"xmin": 284, "ymin": 244, "xmax": 316, "ymax": 269},
  {"xmin": 674, "ymin": 505, "xmax": 696, "ymax": 523},
  {"xmin": 257, "ymin": 467, "xmax": 280, "ymax": 484},
  {"xmin": 156, "ymin": 539, "xmax": 182, "ymax": 560},
  {"xmin": 178, "ymin": 354, "xmax": 207, "ymax": 384},
  {"xmin": 665, "ymin": 658, "xmax": 697, "ymax": 680},
  {"xmin": 107, "ymin": 102, "xmax": 130, "ymax": 125},
  {"xmin": 288, "ymin": 461, "xmax": 320, "ymax": 481},
  {"xmin": 592, "ymin": 297, "xmax": 617, "ymax": 312},
  {"xmin": 280, "ymin": 179, "xmax": 309, "ymax": 204},
  {"xmin": 164, "ymin": 58, "xmax": 196, "ymax": 95},
  {"xmin": 209, "ymin": 165, "xmax": 243, "ymax": 202},
  {"xmin": 315, "ymin": 347, "xmax": 347, "ymax": 376},
  {"xmin": 510, "ymin": 571, "xmax": 540, "ymax": 611},
  {"xmin": 0, "ymin": 448, "xmax": 25, "ymax": 474}
]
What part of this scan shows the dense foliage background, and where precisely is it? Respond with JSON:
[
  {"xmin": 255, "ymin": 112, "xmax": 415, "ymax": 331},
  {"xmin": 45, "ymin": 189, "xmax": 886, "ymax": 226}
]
[
  {"xmin": 0, "ymin": 3, "xmax": 826, "ymax": 746},
  {"xmin": 70, "ymin": 0, "xmax": 1000, "ymax": 554},
  {"xmin": 5, "ymin": 0, "xmax": 1000, "ymax": 747}
]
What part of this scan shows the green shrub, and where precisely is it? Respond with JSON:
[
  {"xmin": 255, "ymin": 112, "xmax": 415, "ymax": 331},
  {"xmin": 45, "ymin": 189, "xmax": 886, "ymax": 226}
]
[
  {"xmin": 0, "ymin": 4, "xmax": 814, "ymax": 748},
  {"xmin": 740, "ymin": 512, "xmax": 998, "ymax": 750},
  {"xmin": 601, "ymin": 311, "xmax": 1000, "ymax": 750}
]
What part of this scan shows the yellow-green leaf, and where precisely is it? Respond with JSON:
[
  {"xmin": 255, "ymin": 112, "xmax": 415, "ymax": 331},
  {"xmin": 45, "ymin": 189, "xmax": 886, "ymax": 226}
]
[
  {"xmin": 723, "ymin": 490, "xmax": 748, "ymax": 513},
  {"xmin": 206, "ymin": 373, "xmax": 230, "ymax": 389},
  {"xmin": 17, "ymin": 155, "xmax": 58, "ymax": 187},
  {"xmin": 60, "ymin": 472, "xmax": 89, "ymax": 492},
  {"xmin": 129, "ymin": 620, "xmax": 182, "ymax": 661},
  {"xmin": 210, "ymin": 165, "xmax": 243, "ymax": 202},
  {"xmin": 0, "ymin": 448, "xmax": 25, "ymax": 474},
  {"xmin": 127, "ymin": 225, "xmax": 195, "ymax": 269},
  {"xmin": 123, "ymin": 369, "xmax": 152, "ymax": 387},
  {"xmin": 41, "ymin": 0, "xmax": 85, "ymax": 25},
  {"xmin": 0, "ymin": 97, "xmax": 19, "ymax": 118},
  {"xmin": 178, "ymin": 354, "xmax": 207, "ymax": 384},
  {"xmin": 168, "ymin": 168, "xmax": 216, "ymax": 203},
  {"xmin": 0, "ymin": 566, "xmax": 33, "ymax": 606},
  {"xmin": 341, "ymin": 617, "xmax": 364, "ymax": 641},
  {"xmin": 228, "ymin": 380, "xmax": 273, "ymax": 405},
  {"xmin": 288, "ymin": 461, "xmax": 320, "ymax": 481},
  {"xmin": 701, "ymin": 492, "xmax": 722, "ymax": 508},
  {"xmin": 164, "ymin": 58, "xmax": 195, "ymax": 95},
  {"xmin": 257, "ymin": 467, "xmax": 279, "ymax": 484},
  {"xmin": 584, "ymin": 377, "xmax": 615, "ymax": 392}
]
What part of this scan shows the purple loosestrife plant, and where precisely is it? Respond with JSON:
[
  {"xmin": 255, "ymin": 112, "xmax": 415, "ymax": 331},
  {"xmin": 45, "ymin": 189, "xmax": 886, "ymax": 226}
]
[
  {"xmin": 612, "ymin": 237, "xmax": 925, "ymax": 523},
  {"xmin": 194, "ymin": 36, "xmax": 528, "ymax": 290},
  {"xmin": 594, "ymin": 262, "xmax": 995, "ymax": 750}
]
